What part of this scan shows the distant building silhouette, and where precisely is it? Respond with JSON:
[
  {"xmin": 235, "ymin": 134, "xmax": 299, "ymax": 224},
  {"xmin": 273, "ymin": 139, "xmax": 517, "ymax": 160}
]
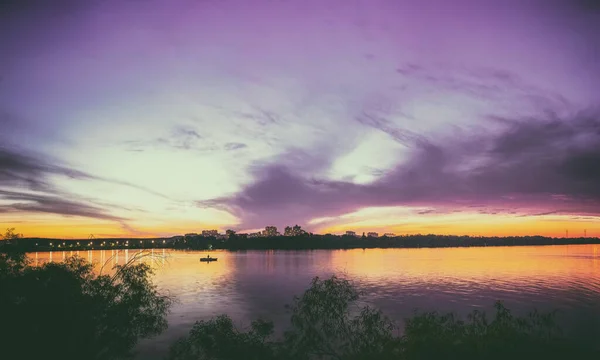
[
  {"xmin": 367, "ymin": 232, "xmax": 379, "ymax": 238},
  {"xmin": 345, "ymin": 231, "xmax": 357, "ymax": 237},
  {"xmin": 383, "ymin": 233, "xmax": 395, "ymax": 237},
  {"xmin": 201, "ymin": 230, "xmax": 218, "ymax": 237}
]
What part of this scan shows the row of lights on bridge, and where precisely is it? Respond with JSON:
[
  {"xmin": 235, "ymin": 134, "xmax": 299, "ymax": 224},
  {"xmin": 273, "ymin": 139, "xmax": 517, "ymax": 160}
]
[{"xmin": 35, "ymin": 240, "xmax": 167, "ymax": 247}]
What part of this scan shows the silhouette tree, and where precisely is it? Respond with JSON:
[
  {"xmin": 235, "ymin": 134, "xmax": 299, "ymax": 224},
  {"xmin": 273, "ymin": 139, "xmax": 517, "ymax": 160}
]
[
  {"xmin": 0, "ymin": 252, "xmax": 172, "ymax": 360},
  {"xmin": 167, "ymin": 275, "xmax": 597, "ymax": 360},
  {"xmin": 284, "ymin": 225, "xmax": 307, "ymax": 237},
  {"xmin": 1, "ymin": 228, "xmax": 22, "ymax": 245}
]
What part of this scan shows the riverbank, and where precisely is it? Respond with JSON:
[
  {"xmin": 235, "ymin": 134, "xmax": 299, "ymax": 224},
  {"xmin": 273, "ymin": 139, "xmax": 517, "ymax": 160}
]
[{"xmin": 2, "ymin": 234, "xmax": 599, "ymax": 253}]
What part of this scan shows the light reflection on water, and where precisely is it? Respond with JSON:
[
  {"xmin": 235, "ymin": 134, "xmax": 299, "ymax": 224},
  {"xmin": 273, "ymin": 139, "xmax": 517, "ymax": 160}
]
[{"xmin": 30, "ymin": 245, "xmax": 600, "ymax": 359}]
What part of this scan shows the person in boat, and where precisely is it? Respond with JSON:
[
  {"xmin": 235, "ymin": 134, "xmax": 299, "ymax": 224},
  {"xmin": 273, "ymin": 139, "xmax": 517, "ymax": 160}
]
[{"xmin": 207, "ymin": 254, "xmax": 210, "ymax": 259}]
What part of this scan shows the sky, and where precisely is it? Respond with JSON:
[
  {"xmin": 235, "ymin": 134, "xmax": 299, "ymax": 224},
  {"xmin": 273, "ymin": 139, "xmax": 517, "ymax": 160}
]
[{"xmin": 1, "ymin": 0, "xmax": 599, "ymax": 238}]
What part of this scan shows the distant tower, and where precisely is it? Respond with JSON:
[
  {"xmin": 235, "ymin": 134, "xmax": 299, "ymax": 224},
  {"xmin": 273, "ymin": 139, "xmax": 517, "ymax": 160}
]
[
  {"xmin": 584, "ymin": 229, "xmax": 587, "ymax": 237},
  {"xmin": 566, "ymin": 230, "xmax": 568, "ymax": 238}
]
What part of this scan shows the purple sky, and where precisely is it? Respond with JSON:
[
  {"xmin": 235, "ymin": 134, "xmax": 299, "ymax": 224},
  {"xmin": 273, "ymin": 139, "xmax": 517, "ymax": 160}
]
[{"xmin": 1, "ymin": 0, "xmax": 599, "ymax": 237}]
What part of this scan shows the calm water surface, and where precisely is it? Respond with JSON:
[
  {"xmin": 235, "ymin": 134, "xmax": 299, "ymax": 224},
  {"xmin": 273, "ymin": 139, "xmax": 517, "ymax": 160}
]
[{"xmin": 31, "ymin": 245, "xmax": 600, "ymax": 359}]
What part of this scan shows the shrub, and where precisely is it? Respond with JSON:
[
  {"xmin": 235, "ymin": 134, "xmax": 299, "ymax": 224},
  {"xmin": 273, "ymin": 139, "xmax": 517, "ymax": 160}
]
[{"xmin": 0, "ymin": 252, "xmax": 171, "ymax": 360}]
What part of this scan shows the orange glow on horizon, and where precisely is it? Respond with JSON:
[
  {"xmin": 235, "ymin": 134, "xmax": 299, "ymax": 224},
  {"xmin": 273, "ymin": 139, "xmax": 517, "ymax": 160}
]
[
  {"xmin": 320, "ymin": 212, "xmax": 600, "ymax": 238},
  {"xmin": 3, "ymin": 211, "xmax": 600, "ymax": 239},
  {"xmin": 8, "ymin": 217, "xmax": 228, "ymax": 239}
]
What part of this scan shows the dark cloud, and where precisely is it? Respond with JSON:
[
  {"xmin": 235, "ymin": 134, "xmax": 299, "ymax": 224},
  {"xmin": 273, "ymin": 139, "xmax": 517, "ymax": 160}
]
[
  {"xmin": 0, "ymin": 145, "xmax": 92, "ymax": 192},
  {"xmin": 0, "ymin": 190, "xmax": 126, "ymax": 221},
  {"xmin": 0, "ymin": 145, "xmax": 169, "ymax": 198},
  {"xmin": 224, "ymin": 142, "xmax": 248, "ymax": 151},
  {"xmin": 172, "ymin": 125, "xmax": 202, "ymax": 140},
  {"xmin": 208, "ymin": 110, "xmax": 600, "ymax": 229},
  {"xmin": 417, "ymin": 209, "xmax": 436, "ymax": 215},
  {"xmin": 518, "ymin": 211, "xmax": 561, "ymax": 217},
  {"xmin": 572, "ymin": 0, "xmax": 600, "ymax": 12},
  {"xmin": 0, "ymin": 145, "xmax": 168, "ymax": 221},
  {"xmin": 0, "ymin": 0, "xmax": 87, "ymax": 16},
  {"xmin": 356, "ymin": 111, "xmax": 426, "ymax": 147}
]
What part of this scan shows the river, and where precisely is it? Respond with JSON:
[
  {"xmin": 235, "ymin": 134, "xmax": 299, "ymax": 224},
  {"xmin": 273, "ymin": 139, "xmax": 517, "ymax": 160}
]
[{"xmin": 30, "ymin": 244, "xmax": 600, "ymax": 359}]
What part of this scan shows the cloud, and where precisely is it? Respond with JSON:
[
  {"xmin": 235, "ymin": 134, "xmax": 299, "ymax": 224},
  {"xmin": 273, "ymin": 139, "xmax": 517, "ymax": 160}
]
[
  {"xmin": 393, "ymin": 63, "xmax": 572, "ymax": 113},
  {"xmin": 208, "ymin": 109, "xmax": 600, "ymax": 230},
  {"xmin": 0, "ymin": 145, "xmax": 91, "ymax": 192},
  {"xmin": 517, "ymin": 211, "xmax": 560, "ymax": 217},
  {"xmin": 0, "ymin": 145, "xmax": 169, "ymax": 198},
  {"xmin": 0, "ymin": 145, "xmax": 168, "ymax": 221},
  {"xmin": 572, "ymin": 0, "xmax": 600, "ymax": 12},
  {"xmin": 0, "ymin": 189, "xmax": 126, "ymax": 221},
  {"xmin": 224, "ymin": 142, "xmax": 247, "ymax": 151},
  {"xmin": 120, "ymin": 125, "xmax": 216, "ymax": 152}
]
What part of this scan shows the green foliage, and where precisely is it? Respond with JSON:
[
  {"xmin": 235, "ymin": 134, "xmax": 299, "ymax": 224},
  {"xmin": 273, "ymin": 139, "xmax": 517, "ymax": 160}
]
[
  {"xmin": 168, "ymin": 276, "xmax": 399, "ymax": 360},
  {"xmin": 168, "ymin": 316, "xmax": 277, "ymax": 360},
  {"xmin": 168, "ymin": 276, "xmax": 598, "ymax": 360},
  {"xmin": 0, "ymin": 251, "xmax": 29, "ymax": 277},
  {"xmin": 1, "ymin": 227, "xmax": 22, "ymax": 241},
  {"xmin": 283, "ymin": 276, "xmax": 398, "ymax": 360},
  {"xmin": 400, "ymin": 301, "xmax": 592, "ymax": 360},
  {"xmin": 0, "ymin": 252, "xmax": 172, "ymax": 360}
]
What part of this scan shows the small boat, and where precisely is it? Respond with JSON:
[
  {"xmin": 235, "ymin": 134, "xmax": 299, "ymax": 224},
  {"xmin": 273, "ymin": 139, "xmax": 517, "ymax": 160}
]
[{"xmin": 200, "ymin": 257, "xmax": 218, "ymax": 262}]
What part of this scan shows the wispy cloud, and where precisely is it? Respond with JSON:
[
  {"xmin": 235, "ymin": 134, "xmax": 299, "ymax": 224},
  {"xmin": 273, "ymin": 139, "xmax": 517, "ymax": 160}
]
[
  {"xmin": 0, "ymin": 145, "xmax": 92, "ymax": 192},
  {"xmin": 224, "ymin": 142, "xmax": 247, "ymax": 151},
  {"xmin": 0, "ymin": 144, "xmax": 169, "ymax": 223},
  {"xmin": 0, "ymin": 189, "xmax": 126, "ymax": 221},
  {"xmin": 120, "ymin": 125, "xmax": 215, "ymax": 152}
]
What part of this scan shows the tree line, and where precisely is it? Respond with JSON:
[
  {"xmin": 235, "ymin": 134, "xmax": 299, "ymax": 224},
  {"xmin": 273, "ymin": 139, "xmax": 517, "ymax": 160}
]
[
  {"xmin": 3, "ymin": 227, "xmax": 598, "ymax": 253},
  {"xmin": 174, "ymin": 233, "xmax": 600, "ymax": 251}
]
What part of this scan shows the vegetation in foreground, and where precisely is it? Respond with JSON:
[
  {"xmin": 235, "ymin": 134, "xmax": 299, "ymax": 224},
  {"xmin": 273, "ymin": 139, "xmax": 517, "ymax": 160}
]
[
  {"xmin": 1, "ymin": 244, "xmax": 598, "ymax": 360},
  {"xmin": 0, "ymin": 250, "xmax": 171, "ymax": 360},
  {"xmin": 167, "ymin": 276, "xmax": 597, "ymax": 360}
]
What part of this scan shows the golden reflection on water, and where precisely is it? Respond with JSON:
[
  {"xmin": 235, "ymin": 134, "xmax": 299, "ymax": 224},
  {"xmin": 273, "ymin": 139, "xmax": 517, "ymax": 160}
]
[
  {"xmin": 28, "ymin": 245, "xmax": 600, "ymax": 313},
  {"xmin": 328, "ymin": 245, "xmax": 600, "ymax": 286},
  {"xmin": 30, "ymin": 249, "xmax": 169, "ymax": 275},
  {"xmin": 29, "ymin": 245, "xmax": 600, "ymax": 291}
]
